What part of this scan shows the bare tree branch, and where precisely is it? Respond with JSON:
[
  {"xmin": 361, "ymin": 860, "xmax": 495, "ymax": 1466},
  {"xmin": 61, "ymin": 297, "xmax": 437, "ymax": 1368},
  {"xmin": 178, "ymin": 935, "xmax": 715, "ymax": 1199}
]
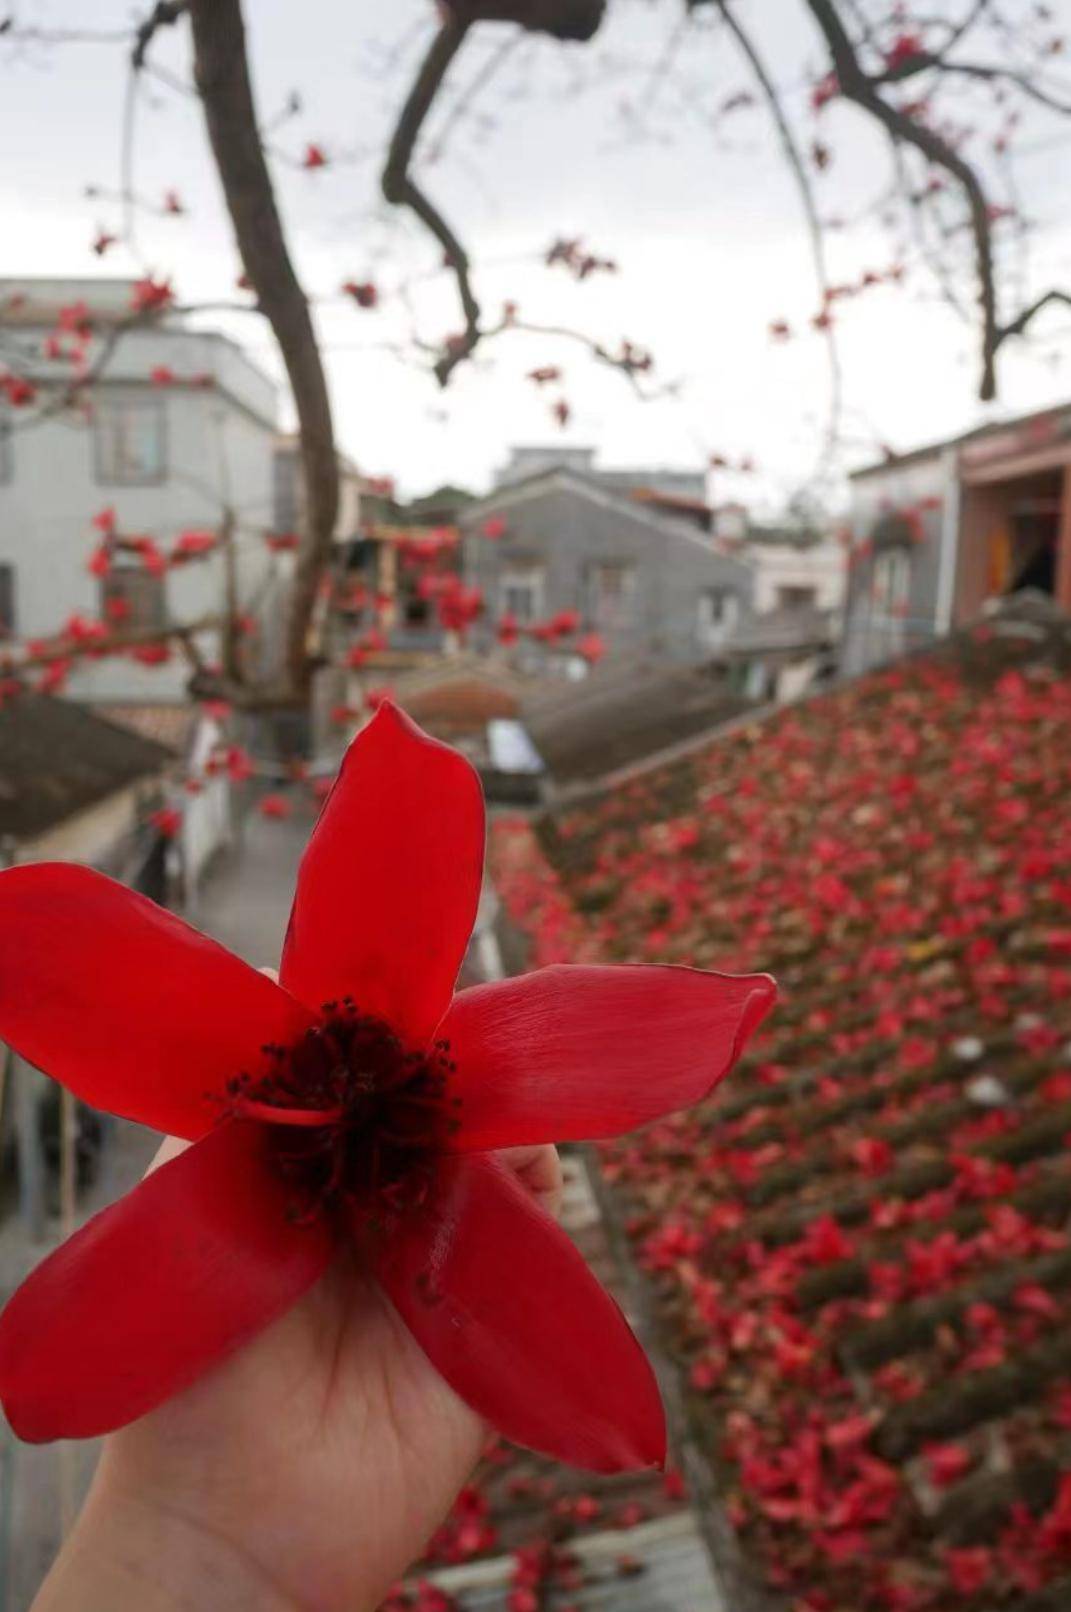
[
  {"xmin": 383, "ymin": 0, "xmax": 609, "ymax": 386},
  {"xmin": 6, "ymin": 614, "xmax": 221, "ymax": 674},
  {"xmin": 382, "ymin": 16, "xmax": 479, "ymax": 387},
  {"xmin": 713, "ymin": 0, "xmax": 843, "ymax": 481},
  {"xmin": 471, "ymin": 315, "xmax": 668, "ymax": 395},
  {"xmin": 188, "ymin": 0, "xmax": 339, "ymax": 700},
  {"xmin": 131, "ymin": 0, "xmax": 187, "ymax": 70},
  {"xmin": 999, "ymin": 288, "xmax": 1071, "ymax": 344},
  {"xmin": 876, "ymin": 53, "xmax": 1071, "ymax": 116},
  {"xmin": 804, "ymin": 0, "xmax": 1000, "ymax": 400}
]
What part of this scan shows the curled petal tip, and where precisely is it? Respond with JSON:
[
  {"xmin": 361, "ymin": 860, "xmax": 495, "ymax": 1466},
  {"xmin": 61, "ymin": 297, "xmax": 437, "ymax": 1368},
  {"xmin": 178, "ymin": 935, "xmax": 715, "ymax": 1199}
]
[{"xmin": 736, "ymin": 971, "xmax": 778, "ymax": 1046}]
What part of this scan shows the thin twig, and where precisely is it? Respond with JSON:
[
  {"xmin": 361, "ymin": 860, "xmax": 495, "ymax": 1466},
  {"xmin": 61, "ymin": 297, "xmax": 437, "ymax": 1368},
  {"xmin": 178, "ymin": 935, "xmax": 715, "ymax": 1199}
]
[
  {"xmin": 805, "ymin": 0, "xmax": 1000, "ymax": 400},
  {"xmin": 998, "ymin": 288, "xmax": 1071, "ymax": 343},
  {"xmin": 714, "ymin": 0, "xmax": 842, "ymax": 484},
  {"xmin": 381, "ymin": 17, "xmax": 479, "ymax": 386}
]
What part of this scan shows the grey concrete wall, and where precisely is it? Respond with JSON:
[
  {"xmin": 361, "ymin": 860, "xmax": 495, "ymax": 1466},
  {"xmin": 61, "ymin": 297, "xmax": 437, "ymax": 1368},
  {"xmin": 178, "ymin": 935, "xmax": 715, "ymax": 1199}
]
[{"xmin": 463, "ymin": 478, "xmax": 753, "ymax": 665}]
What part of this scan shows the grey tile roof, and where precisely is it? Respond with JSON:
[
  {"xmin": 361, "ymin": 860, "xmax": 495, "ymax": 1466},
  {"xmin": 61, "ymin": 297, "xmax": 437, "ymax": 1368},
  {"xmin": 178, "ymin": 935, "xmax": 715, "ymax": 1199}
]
[{"xmin": 0, "ymin": 693, "xmax": 172, "ymax": 840}]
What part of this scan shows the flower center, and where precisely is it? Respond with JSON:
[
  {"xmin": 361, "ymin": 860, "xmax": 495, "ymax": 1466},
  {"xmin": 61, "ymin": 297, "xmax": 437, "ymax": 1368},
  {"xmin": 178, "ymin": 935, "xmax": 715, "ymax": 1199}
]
[{"xmin": 224, "ymin": 999, "xmax": 458, "ymax": 1224}]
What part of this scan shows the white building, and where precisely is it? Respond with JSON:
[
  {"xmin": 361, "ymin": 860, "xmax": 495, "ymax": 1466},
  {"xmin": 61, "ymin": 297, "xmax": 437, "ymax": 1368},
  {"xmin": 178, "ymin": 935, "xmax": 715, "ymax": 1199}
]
[
  {"xmin": 0, "ymin": 277, "xmax": 284, "ymax": 702},
  {"xmin": 711, "ymin": 505, "xmax": 845, "ymax": 616}
]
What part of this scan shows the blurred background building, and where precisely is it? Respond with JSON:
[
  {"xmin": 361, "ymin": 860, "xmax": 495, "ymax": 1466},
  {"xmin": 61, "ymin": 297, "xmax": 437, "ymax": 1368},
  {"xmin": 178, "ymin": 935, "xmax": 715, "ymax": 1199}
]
[{"xmin": 0, "ymin": 277, "xmax": 285, "ymax": 704}]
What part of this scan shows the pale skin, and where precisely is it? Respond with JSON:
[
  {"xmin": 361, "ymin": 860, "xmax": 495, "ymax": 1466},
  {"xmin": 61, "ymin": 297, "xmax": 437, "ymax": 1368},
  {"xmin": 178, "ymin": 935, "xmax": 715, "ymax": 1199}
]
[{"xmin": 31, "ymin": 972, "xmax": 563, "ymax": 1612}]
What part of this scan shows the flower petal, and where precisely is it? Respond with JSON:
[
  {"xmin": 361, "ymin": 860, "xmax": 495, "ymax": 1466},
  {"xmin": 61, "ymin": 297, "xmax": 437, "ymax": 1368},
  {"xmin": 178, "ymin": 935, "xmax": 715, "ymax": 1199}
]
[
  {"xmin": 0, "ymin": 864, "xmax": 316, "ymax": 1139},
  {"xmin": 372, "ymin": 1153, "xmax": 665, "ymax": 1472},
  {"xmin": 280, "ymin": 703, "xmax": 485, "ymax": 1045},
  {"xmin": 0, "ymin": 1122, "xmax": 333, "ymax": 1442},
  {"xmin": 438, "ymin": 963, "xmax": 777, "ymax": 1151}
]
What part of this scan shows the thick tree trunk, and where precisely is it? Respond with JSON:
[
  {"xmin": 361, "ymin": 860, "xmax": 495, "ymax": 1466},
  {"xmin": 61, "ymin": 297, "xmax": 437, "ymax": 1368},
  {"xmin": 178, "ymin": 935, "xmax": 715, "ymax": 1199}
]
[
  {"xmin": 444, "ymin": 0, "xmax": 605, "ymax": 39},
  {"xmin": 188, "ymin": 0, "xmax": 338, "ymax": 699}
]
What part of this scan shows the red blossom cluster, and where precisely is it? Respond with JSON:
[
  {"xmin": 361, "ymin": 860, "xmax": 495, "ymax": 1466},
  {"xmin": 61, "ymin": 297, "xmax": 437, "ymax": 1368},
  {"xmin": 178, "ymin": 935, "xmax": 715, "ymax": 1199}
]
[
  {"xmin": 130, "ymin": 277, "xmax": 174, "ymax": 316},
  {"xmin": 545, "ymin": 237, "xmax": 617, "ymax": 279}
]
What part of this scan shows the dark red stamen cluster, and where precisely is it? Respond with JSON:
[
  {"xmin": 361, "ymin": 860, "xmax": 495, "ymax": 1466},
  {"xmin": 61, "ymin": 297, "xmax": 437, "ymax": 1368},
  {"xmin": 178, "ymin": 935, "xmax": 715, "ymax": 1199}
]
[{"xmin": 223, "ymin": 998, "xmax": 459, "ymax": 1225}]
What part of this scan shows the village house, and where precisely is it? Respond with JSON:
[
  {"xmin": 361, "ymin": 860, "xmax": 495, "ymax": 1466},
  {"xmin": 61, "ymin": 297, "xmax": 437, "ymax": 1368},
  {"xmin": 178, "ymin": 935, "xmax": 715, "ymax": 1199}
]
[
  {"xmin": 843, "ymin": 400, "xmax": 1071, "ymax": 675},
  {"xmin": 461, "ymin": 455, "xmax": 753, "ymax": 669},
  {"xmin": 710, "ymin": 502, "xmax": 845, "ymax": 616}
]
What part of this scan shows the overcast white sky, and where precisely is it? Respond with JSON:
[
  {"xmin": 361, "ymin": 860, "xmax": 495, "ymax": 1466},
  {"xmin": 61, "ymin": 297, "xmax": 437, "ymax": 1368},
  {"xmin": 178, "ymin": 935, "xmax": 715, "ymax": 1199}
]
[{"xmin": 4, "ymin": 0, "xmax": 1071, "ymax": 510}]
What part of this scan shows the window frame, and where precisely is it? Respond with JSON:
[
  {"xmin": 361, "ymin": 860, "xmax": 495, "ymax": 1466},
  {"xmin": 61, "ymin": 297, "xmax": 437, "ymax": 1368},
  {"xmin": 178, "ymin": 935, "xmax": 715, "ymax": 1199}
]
[
  {"xmin": 92, "ymin": 392, "xmax": 168, "ymax": 488},
  {"xmin": 501, "ymin": 566, "xmax": 544, "ymax": 625},
  {"xmin": 697, "ymin": 586, "xmax": 739, "ymax": 644},
  {"xmin": 100, "ymin": 559, "xmax": 168, "ymax": 633},
  {"xmin": 872, "ymin": 546, "xmax": 911, "ymax": 618},
  {"xmin": 0, "ymin": 562, "xmax": 15, "ymax": 639},
  {"xmin": 0, "ymin": 407, "xmax": 11, "ymax": 486},
  {"xmin": 590, "ymin": 561, "xmax": 636, "ymax": 631},
  {"xmin": 776, "ymin": 583, "xmax": 818, "ymax": 612}
]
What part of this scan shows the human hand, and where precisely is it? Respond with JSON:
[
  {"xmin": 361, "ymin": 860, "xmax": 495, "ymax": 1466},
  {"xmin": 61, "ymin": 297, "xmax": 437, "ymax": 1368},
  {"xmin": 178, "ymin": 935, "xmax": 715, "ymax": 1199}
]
[{"xmin": 34, "ymin": 1137, "xmax": 562, "ymax": 1612}]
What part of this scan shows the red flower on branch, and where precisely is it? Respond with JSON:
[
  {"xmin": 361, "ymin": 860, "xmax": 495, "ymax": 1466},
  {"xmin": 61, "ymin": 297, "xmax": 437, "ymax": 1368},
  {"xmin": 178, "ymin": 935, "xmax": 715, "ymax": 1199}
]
[
  {"xmin": 150, "ymin": 807, "xmax": 183, "ymax": 841},
  {"xmin": 1, "ymin": 373, "xmax": 36, "ymax": 408},
  {"xmin": 171, "ymin": 529, "xmax": 218, "ymax": 560},
  {"xmin": 883, "ymin": 33, "xmax": 927, "ymax": 73},
  {"xmin": 258, "ymin": 792, "xmax": 292, "ymax": 820},
  {"xmin": 0, "ymin": 707, "xmax": 774, "ymax": 1466},
  {"xmin": 342, "ymin": 279, "xmax": 378, "ymax": 309},
  {"xmin": 131, "ymin": 277, "xmax": 174, "ymax": 316}
]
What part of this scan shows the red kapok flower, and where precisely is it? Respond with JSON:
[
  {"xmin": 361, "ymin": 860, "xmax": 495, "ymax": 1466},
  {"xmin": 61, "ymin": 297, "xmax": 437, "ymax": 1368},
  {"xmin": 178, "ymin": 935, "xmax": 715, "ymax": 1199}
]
[
  {"xmin": 258, "ymin": 792, "xmax": 292, "ymax": 820},
  {"xmin": 131, "ymin": 277, "xmax": 174, "ymax": 316},
  {"xmin": 150, "ymin": 807, "xmax": 183, "ymax": 841},
  {"xmin": 342, "ymin": 279, "xmax": 378, "ymax": 309},
  {"xmin": 578, "ymin": 631, "xmax": 606, "ymax": 665},
  {"xmin": 0, "ymin": 706, "xmax": 774, "ymax": 1467}
]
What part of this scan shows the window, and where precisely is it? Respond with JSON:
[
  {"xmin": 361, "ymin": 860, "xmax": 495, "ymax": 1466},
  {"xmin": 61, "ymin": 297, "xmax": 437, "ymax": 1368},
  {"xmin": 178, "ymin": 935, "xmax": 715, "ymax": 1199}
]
[
  {"xmin": 697, "ymin": 587, "xmax": 738, "ymax": 645},
  {"xmin": 777, "ymin": 584, "xmax": 817, "ymax": 611},
  {"xmin": 502, "ymin": 567, "xmax": 543, "ymax": 625},
  {"xmin": 0, "ymin": 564, "xmax": 14, "ymax": 638},
  {"xmin": 872, "ymin": 547, "xmax": 911, "ymax": 619},
  {"xmin": 871, "ymin": 545, "xmax": 911, "ymax": 660},
  {"xmin": 93, "ymin": 396, "xmax": 166, "ymax": 485},
  {"xmin": 273, "ymin": 445, "xmax": 302, "ymax": 532},
  {"xmin": 591, "ymin": 563, "xmax": 635, "ymax": 630},
  {"xmin": 101, "ymin": 562, "xmax": 167, "ymax": 631}
]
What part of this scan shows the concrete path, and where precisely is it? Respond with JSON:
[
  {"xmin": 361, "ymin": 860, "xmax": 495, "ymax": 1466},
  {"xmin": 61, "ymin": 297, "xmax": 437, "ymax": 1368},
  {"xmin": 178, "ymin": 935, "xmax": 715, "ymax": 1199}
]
[{"xmin": 192, "ymin": 810, "xmax": 308, "ymax": 968}]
